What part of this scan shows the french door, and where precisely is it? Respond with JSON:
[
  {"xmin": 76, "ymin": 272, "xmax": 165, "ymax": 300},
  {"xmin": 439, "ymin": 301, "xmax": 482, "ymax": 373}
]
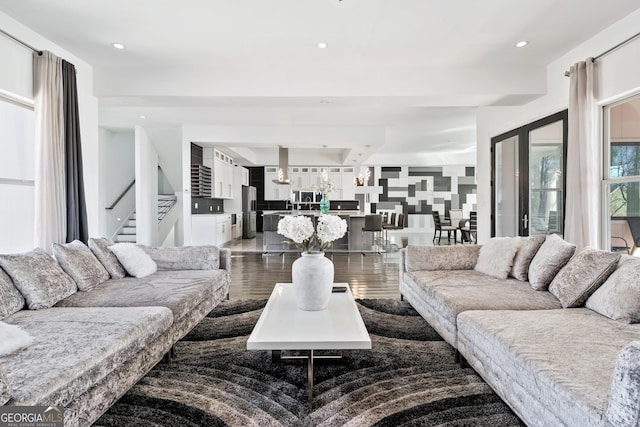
[{"xmin": 491, "ymin": 111, "xmax": 568, "ymax": 237}]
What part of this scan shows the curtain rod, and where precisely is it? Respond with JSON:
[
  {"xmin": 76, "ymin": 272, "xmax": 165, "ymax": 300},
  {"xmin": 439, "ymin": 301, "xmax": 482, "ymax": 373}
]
[
  {"xmin": 564, "ymin": 30, "xmax": 640, "ymax": 76},
  {"xmin": 0, "ymin": 28, "xmax": 42, "ymax": 55}
]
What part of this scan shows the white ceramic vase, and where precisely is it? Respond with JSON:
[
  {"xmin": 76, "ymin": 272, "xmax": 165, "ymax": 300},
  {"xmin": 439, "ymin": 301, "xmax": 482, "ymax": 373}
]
[{"xmin": 292, "ymin": 251, "xmax": 334, "ymax": 311}]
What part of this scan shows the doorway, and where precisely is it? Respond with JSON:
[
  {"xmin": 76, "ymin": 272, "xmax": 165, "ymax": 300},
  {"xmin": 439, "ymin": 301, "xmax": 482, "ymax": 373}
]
[{"xmin": 491, "ymin": 110, "xmax": 568, "ymax": 237}]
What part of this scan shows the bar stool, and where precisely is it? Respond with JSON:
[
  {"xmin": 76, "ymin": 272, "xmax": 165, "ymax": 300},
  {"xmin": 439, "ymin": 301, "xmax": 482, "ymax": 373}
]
[
  {"xmin": 362, "ymin": 214, "xmax": 383, "ymax": 255},
  {"xmin": 330, "ymin": 215, "xmax": 351, "ymax": 256}
]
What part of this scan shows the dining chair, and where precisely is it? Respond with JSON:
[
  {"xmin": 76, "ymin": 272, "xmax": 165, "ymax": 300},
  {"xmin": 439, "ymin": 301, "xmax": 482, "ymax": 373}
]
[
  {"xmin": 432, "ymin": 211, "xmax": 457, "ymax": 244},
  {"xmin": 449, "ymin": 209, "xmax": 463, "ymax": 242},
  {"xmin": 460, "ymin": 211, "xmax": 477, "ymax": 243}
]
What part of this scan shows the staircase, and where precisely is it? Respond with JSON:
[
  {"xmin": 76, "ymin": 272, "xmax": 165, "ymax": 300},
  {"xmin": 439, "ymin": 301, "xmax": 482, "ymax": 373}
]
[{"xmin": 116, "ymin": 195, "xmax": 177, "ymax": 243}]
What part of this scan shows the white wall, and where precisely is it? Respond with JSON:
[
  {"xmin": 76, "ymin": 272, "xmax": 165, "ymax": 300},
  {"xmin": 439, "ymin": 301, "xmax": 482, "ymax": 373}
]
[
  {"xmin": 476, "ymin": 9, "xmax": 640, "ymax": 244},
  {"xmin": 0, "ymin": 11, "xmax": 100, "ymax": 239},
  {"xmin": 135, "ymin": 126, "xmax": 159, "ymax": 245},
  {"xmin": 98, "ymin": 128, "xmax": 135, "ymax": 238}
]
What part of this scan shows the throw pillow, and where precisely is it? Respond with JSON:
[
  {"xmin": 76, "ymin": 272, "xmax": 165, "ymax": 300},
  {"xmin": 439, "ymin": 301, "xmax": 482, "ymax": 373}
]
[
  {"xmin": 0, "ymin": 321, "xmax": 34, "ymax": 357},
  {"xmin": 0, "ymin": 365, "xmax": 10, "ymax": 405},
  {"xmin": 88, "ymin": 237, "xmax": 127, "ymax": 279},
  {"xmin": 586, "ymin": 257, "xmax": 640, "ymax": 323},
  {"xmin": 528, "ymin": 234, "xmax": 576, "ymax": 291},
  {"xmin": 606, "ymin": 341, "xmax": 640, "ymax": 427},
  {"xmin": 137, "ymin": 245, "xmax": 220, "ymax": 270},
  {"xmin": 53, "ymin": 240, "xmax": 110, "ymax": 291},
  {"xmin": 109, "ymin": 243, "xmax": 157, "ymax": 278},
  {"xmin": 510, "ymin": 234, "xmax": 546, "ymax": 281},
  {"xmin": 0, "ymin": 268, "xmax": 25, "ymax": 320},
  {"xmin": 474, "ymin": 237, "xmax": 522, "ymax": 279},
  {"xmin": 0, "ymin": 249, "xmax": 77, "ymax": 310},
  {"xmin": 548, "ymin": 247, "xmax": 620, "ymax": 308}
]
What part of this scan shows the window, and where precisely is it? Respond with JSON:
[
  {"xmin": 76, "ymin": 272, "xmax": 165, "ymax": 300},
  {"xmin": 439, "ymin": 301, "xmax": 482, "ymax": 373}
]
[
  {"xmin": 603, "ymin": 95, "xmax": 640, "ymax": 255},
  {"xmin": 0, "ymin": 97, "xmax": 35, "ymax": 252}
]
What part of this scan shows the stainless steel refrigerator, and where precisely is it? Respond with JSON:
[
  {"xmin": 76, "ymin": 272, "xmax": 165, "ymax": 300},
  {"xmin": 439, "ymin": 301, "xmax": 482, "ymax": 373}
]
[{"xmin": 242, "ymin": 186, "xmax": 257, "ymax": 238}]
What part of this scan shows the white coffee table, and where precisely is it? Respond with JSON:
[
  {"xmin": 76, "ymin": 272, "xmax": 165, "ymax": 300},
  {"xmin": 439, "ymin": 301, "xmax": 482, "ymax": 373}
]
[{"xmin": 247, "ymin": 283, "xmax": 371, "ymax": 402}]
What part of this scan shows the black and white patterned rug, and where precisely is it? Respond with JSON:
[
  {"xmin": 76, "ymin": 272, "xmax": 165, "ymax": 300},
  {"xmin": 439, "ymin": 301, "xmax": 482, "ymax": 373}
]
[{"xmin": 96, "ymin": 299, "xmax": 523, "ymax": 426}]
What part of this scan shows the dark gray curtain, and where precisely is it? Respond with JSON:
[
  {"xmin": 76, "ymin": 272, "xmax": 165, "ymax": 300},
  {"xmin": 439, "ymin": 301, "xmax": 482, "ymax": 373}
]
[{"xmin": 62, "ymin": 60, "xmax": 88, "ymax": 243}]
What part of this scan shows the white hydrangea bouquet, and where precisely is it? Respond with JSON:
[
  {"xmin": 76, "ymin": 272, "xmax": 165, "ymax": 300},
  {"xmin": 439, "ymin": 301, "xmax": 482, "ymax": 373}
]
[{"xmin": 277, "ymin": 214, "xmax": 347, "ymax": 252}]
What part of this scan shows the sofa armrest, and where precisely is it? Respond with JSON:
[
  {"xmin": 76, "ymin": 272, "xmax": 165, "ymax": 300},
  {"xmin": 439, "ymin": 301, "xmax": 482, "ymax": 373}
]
[
  {"xmin": 404, "ymin": 244, "xmax": 481, "ymax": 272},
  {"xmin": 607, "ymin": 340, "xmax": 640, "ymax": 427},
  {"xmin": 219, "ymin": 248, "xmax": 231, "ymax": 272}
]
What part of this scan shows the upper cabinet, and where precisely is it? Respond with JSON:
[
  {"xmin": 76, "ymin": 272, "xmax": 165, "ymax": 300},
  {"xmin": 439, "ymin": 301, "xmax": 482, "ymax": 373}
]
[
  {"xmin": 264, "ymin": 166, "xmax": 291, "ymax": 200},
  {"xmin": 263, "ymin": 166, "xmax": 356, "ymax": 200},
  {"xmin": 202, "ymin": 148, "xmax": 234, "ymax": 199}
]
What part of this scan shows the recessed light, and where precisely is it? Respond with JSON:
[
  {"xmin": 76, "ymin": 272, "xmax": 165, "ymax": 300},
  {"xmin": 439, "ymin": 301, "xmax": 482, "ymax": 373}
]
[
  {"xmin": 515, "ymin": 41, "xmax": 528, "ymax": 48},
  {"xmin": 139, "ymin": 115, "xmax": 146, "ymax": 119},
  {"xmin": 317, "ymin": 42, "xmax": 328, "ymax": 49},
  {"xmin": 112, "ymin": 43, "xmax": 125, "ymax": 50}
]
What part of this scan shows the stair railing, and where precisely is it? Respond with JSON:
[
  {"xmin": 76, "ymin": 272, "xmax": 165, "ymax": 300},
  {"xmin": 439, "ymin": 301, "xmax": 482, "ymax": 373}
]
[{"xmin": 106, "ymin": 180, "xmax": 135, "ymax": 210}]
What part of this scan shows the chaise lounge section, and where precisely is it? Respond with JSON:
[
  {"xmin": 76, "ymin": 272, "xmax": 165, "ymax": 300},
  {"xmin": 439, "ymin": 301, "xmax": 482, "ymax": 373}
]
[
  {"xmin": 0, "ymin": 240, "xmax": 231, "ymax": 426},
  {"xmin": 400, "ymin": 235, "xmax": 640, "ymax": 427}
]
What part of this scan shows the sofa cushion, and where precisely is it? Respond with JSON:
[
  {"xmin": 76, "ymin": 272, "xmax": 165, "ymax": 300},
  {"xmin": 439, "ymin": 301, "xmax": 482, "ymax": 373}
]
[
  {"xmin": 404, "ymin": 270, "xmax": 562, "ymax": 346},
  {"xmin": 405, "ymin": 245, "xmax": 480, "ymax": 272},
  {"xmin": 457, "ymin": 309, "xmax": 640, "ymax": 427},
  {"xmin": 474, "ymin": 237, "xmax": 521, "ymax": 279},
  {"xmin": 88, "ymin": 237, "xmax": 126, "ymax": 279},
  {"xmin": 586, "ymin": 257, "xmax": 640, "ymax": 323},
  {"xmin": 138, "ymin": 245, "xmax": 220, "ymax": 270},
  {"xmin": 55, "ymin": 270, "xmax": 226, "ymax": 322},
  {"xmin": 528, "ymin": 234, "xmax": 576, "ymax": 291},
  {"xmin": 548, "ymin": 247, "xmax": 620, "ymax": 308},
  {"xmin": 510, "ymin": 234, "xmax": 546, "ymax": 281},
  {"xmin": 1, "ymin": 307, "xmax": 172, "ymax": 406},
  {"xmin": 109, "ymin": 243, "xmax": 157, "ymax": 278},
  {"xmin": 0, "ymin": 249, "xmax": 77, "ymax": 309},
  {"xmin": 0, "ymin": 268, "xmax": 24, "ymax": 320},
  {"xmin": 607, "ymin": 341, "xmax": 640, "ymax": 427},
  {"xmin": 0, "ymin": 366, "xmax": 9, "ymax": 405},
  {"xmin": 53, "ymin": 240, "xmax": 110, "ymax": 291}
]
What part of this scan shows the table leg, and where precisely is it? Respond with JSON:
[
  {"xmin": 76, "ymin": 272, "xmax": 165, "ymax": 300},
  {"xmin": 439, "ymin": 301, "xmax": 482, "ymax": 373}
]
[{"xmin": 308, "ymin": 349, "xmax": 314, "ymax": 403}]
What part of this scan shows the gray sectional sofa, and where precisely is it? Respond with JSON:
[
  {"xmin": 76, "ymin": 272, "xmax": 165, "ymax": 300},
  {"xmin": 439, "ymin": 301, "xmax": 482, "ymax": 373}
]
[
  {"xmin": 0, "ymin": 239, "xmax": 231, "ymax": 426},
  {"xmin": 400, "ymin": 235, "xmax": 640, "ymax": 427}
]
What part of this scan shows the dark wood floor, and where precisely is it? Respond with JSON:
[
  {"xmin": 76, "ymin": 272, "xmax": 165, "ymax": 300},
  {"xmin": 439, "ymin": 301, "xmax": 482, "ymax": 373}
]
[{"xmin": 229, "ymin": 252, "xmax": 401, "ymax": 300}]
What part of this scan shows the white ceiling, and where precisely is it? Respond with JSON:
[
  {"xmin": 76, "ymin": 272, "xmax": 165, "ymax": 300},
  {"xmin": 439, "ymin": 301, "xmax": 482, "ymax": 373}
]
[{"xmin": 1, "ymin": 0, "xmax": 639, "ymax": 165}]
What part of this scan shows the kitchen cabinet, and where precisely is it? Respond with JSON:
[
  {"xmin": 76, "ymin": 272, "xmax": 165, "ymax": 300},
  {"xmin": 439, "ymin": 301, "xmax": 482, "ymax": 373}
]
[
  {"xmin": 341, "ymin": 167, "xmax": 355, "ymax": 200},
  {"xmin": 233, "ymin": 215, "xmax": 243, "ymax": 239},
  {"xmin": 212, "ymin": 149, "xmax": 234, "ymax": 199},
  {"xmin": 191, "ymin": 215, "xmax": 218, "ymax": 246},
  {"xmin": 264, "ymin": 166, "xmax": 291, "ymax": 200},
  {"xmin": 265, "ymin": 165, "xmax": 361, "ymax": 200},
  {"xmin": 216, "ymin": 214, "xmax": 232, "ymax": 245},
  {"xmin": 290, "ymin": 167, "xmax": 311, "ymax": 189},
  {"xmin": 191, "ymin": 214, "xmax": 233, "ymax": 246},
  {"xmin": 241, "ymin": 167, "xmax": 250, "ymax": 186}
]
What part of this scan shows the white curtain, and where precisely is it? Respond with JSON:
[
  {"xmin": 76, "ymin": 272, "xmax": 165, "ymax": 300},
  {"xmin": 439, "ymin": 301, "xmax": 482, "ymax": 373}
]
[
  {"xmin": 565, "ymin": 58, "xmax": 599, "ymax": 250},
  {"xmin": 33, "ymin": 51, "xmax": 66, "ymax": 252}
]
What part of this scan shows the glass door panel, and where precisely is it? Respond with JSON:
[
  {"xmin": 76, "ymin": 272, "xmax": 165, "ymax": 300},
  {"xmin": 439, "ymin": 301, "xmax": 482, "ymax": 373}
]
[
  {"xmin": 491, "ymin": 110, "xmax": 567, "ymax": 238},
  {"xmin": 495, "ymin": 136, "xmax": 519, "ymax": 237},
  {"xmin": 529, "ymin": 121, "xmax": 563, "ymax": 235}
]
